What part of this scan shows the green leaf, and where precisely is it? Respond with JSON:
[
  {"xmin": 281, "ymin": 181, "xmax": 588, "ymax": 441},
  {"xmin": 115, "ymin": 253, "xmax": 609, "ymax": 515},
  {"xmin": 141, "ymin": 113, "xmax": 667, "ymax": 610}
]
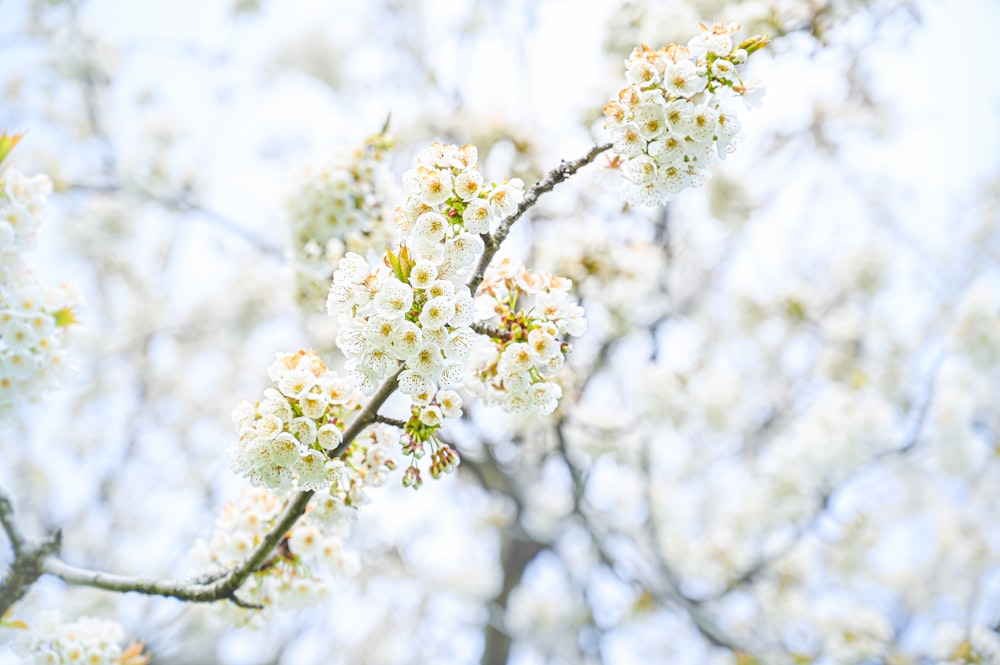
[
  {"xmin": 52, "ymin": 307, "xmax": 78, "ymax": 327},
  {"xmin": 385, "ymin": 248, "xmax": 405, "ymax": 282},
  {"xmin": 0, "ymin": 130, "xmax": 26, "ymax": 166}
]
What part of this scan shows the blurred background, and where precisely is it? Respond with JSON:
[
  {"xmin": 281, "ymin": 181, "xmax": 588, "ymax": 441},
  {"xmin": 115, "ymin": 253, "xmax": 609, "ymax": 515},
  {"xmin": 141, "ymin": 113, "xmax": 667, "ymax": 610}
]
[{"xmin": 2, "ymin": 0, "xmax": 1000, "ymax": 663}]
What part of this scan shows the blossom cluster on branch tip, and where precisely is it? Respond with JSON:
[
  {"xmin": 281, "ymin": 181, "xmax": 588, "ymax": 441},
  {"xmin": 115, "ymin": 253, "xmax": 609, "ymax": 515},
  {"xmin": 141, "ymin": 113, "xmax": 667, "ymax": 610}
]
[
  {"xmin": 394, "ymin": 141, "xmax": 524, "ymax": 239},
  {"xmin": 469, "ymin": 258, "xmax": 586, "ymax": 416},
  {"xmin": 4, "ymin": 612, "xmax": 150, "ymax": 665},
  {"xmin": 0, "ymin": 146, "xmax": 81, "ymax": 419},
  {"xmin": 603, "ymin": 22, "xmax": 768, "ymax": 206},
  {"xmin": 285, "ymin": 129, "xmax": 397, "ymax": 308}
]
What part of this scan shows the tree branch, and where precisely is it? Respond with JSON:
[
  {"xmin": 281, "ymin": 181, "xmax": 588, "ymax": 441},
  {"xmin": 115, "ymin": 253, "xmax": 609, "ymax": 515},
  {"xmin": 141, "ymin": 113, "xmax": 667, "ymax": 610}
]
[
  {"xmin": 709, "ymin": 353, "xmax": 945, "ymax": 600},
  {"xmin": 0, "ymin": 491, "xmax": 26, "ymax": 556},
  {"xmin": 1, "ymin": 490, "xmax": 62, "ymax": 614},
  {"xmin": 41, "ymin": 490, "xmax": 312, "ymax": 605},
  {"xmin": 4, "ymin": 144, "xmax": 608, "ymax": 612},
  {"xmin": 468, "ymin": 143, "xmax": 612, "ymax": 295},
  {"xmin": 35, "ymin": 366, "xmax": 407, "ymax": 606},
  {"xmin": 374, "ymin": 414, "xmax": 407, "ymax": 429},
  {"xmin": 330, "ymin": 366, "xmax": 405, "ymax": 459}
]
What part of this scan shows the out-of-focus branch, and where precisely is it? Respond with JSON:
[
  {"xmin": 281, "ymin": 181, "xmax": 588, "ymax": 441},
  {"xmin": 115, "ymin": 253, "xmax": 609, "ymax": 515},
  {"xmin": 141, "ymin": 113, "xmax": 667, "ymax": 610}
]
[
  {"xmin": 0, "ymin": 490, "xmax": 62, "ymax": 614},
  {"xmin": 483, "ymin": 535, "xmax": 547, "ymax": 665},
  {"xmin": 63, "ymin": 182, "xmax": 283, "ymax": 257},
  {"xmin": 0, "ymin": 492, "xmax": 26, "ymax": 556},
  {"xmin": 443, "ymin": 431, "xmax": 548, "ymax": 665},
  {"xmin": 709, "ymin": 354, "xmax": 945, "ymax": 600},
  {"xmin": 552, "ymin": 421, "xmax": 744, "ymax": 652}
]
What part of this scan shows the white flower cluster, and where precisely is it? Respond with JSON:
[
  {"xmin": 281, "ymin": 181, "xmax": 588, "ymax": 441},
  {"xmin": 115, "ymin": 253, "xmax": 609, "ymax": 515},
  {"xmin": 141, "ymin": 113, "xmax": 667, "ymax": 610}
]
[
  {"xmin": 603, "ymin": 23, "xmax": 769, "ymax": 206},
  {"xmin": 325, "ymin": 142, "xmax": 536, "ymax": 484},
  {"xmin": 930, "ymin": 623, "xmax": 1000, "ymax": 665},
  {"xmin": 0, "ymin": 168, "xmax": 49, "ymax": 263},
  {"xmin": 394, "ymin": 141, "xmax": 525, "ymax": 240},
  {"xmin": 326, "ymin": 251, "xmax": 477, "ymax": 400},
  {"xmin": 820, "ymin": 607, "xmax": 894, "ymax": 664},
  {"xmin": 470, "ymin": 258, "xmax": 586, "ymax": 416},
  {"xmin": 950, "ymin": 280, "xmax": 1000, "ymax": 368},
  {"xmin": 0, "ymin": 166, "xmax": 80, "ymax": 420},
  {"xmin": 228, "ymin": 349, "xmax": 376, "ymax": 491},
  {"xmin": 286, "ymin": 131, "xmax": 397, "ymax": 308},
  {"xmin": 191, "ymin": 483, "xmax": 372, "ymax": 623},
  {"xmin": 6, "ymin": 613, "xmax": 150, "ymax": 665}
]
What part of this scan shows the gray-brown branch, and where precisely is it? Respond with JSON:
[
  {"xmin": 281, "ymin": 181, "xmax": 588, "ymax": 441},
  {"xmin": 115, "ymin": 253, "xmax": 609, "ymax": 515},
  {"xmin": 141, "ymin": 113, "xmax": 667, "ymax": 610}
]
[
  {"xmin": 0, "ymin": 491, "xmax": 62, "ymax": 614},
  {"xmin": 8, "ymin": 367, "xmax": 405, "ymax": 607},
  {"xmin": 468, "ymin": 143, "xmax": 612, "ymax": 295}
]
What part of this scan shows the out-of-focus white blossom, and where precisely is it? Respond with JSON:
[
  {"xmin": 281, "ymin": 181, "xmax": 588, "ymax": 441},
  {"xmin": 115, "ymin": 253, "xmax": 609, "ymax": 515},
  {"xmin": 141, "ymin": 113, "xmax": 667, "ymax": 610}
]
[
  {"xmin": 286, "ymin": 131, "xmax": 397, "ymax": 309},
  {"xmin": 950, "ymin": 279, "xmax": 1000, "ymax": 367},
  {"xmin": 5, "ymin": 613, "xmax": 150, "ymax": 664},
  {"xmin": 0, "ymin": 164, "xmax": 81, "ymax": 420}
]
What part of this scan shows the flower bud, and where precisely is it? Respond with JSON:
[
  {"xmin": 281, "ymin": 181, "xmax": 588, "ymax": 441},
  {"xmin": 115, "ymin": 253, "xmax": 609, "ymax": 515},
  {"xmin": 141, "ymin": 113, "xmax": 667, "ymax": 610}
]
[{"xmin": 737, "ymin": 34, "xmax": 770, "ymax": 55}]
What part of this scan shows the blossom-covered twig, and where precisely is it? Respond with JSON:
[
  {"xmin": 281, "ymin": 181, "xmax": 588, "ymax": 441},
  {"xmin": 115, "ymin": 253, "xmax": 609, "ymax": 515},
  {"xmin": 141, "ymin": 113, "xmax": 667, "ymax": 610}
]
[{"xmin": 468, "ymin": 143, "xmax": 612, "ymax": 295}]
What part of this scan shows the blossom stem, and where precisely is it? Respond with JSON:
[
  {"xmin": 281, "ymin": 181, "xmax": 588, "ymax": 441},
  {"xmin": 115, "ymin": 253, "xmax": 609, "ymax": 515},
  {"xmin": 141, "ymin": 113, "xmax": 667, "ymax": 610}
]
[{"xmin": 373, "ymin": 414, "xmax": 408, "ymax": 429}]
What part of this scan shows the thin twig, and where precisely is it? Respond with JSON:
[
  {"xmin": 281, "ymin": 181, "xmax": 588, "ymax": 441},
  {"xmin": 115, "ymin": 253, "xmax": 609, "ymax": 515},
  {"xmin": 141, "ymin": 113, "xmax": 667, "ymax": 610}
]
[
  {"xmin": 374, "ymin": 414, "xmax": 407, "ymax": 429},
  {"xmin": 0, "ymin": 491, "xmax": 26, "ymax": 555},
  {"xmin": 468, "ymin": 143, "xmax": 611, "ymax": 295},
  {"xmin": 470, "ymin": 322, "xmax": 505, "ymax": 340},
  {"xmin": 63, "ymin": 182, "xmax": 283, "ymax": 257}
]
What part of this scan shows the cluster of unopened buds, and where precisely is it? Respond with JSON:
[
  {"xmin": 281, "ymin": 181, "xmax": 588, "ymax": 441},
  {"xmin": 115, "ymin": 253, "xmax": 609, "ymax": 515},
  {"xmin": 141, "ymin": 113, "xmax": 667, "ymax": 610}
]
[
  {"xmin": 470, "ymin": 259, "xmax": 586, "ymax": 416},
  {"xmin": 398, "ymin": 386, "xmax": 463, "ymax": 490},
  {"xmin": 4, "ymin": 613, "xmax": 150, "ymax": 665},
  {"xmin": 0, "ymin": 133, "xmax": 80, "ymax": 419},
  {"xmin": 603, "ymin": 22, "xmax": 769, "ymax": 205}
]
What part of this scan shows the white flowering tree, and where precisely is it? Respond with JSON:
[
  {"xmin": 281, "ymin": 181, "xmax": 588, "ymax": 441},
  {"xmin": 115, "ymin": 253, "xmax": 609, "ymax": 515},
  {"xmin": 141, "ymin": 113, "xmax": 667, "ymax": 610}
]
[{"xmin": 2, "ymin": 0, "xmax": 1000, "ymax": 664}]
